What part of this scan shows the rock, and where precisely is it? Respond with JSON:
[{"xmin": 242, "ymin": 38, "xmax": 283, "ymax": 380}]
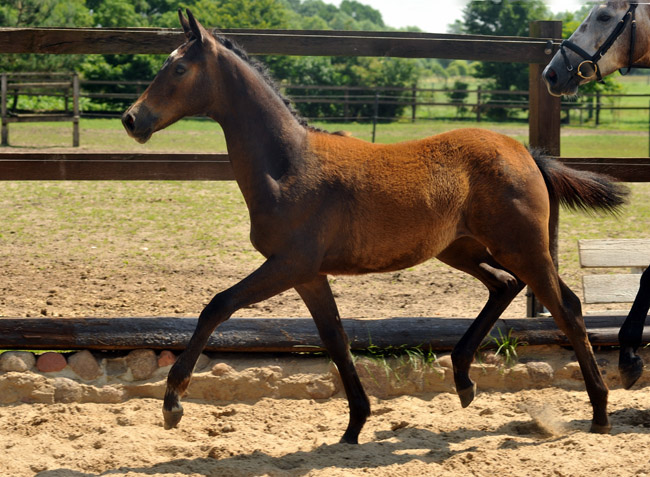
[
  {"xmin": 68, "ymin": 350, "xmax": 101, "ymax": 380},
  {"xmin": 211, "ymin": 362, "xmax": 235, "ymax": 376},
  {"xmin": 195, "ymin": 353, "xmax": 211, "ymax": 371},
  {"xmin": 105, "ymin": 357, "xmax": 128, "ymax": 376},
  {"xmin": 126, "ymin": 349, "xmax": 158, "ymax": 381},
  {"xmin": 0, "ymin": 351, "xmax": 36, "ymax": 372},
  {"xmin": 435, "ymin": 354, "xmax": 453, "ymax": 369},
  {"xmin": 526, "ymin": 361, "xmax": 554, "ymax": 384},
  {"xmin": 53, "ymin": 377, "xmax": 83, "ymax": 403},
  {"xmin": 36, "ymin": 352, "xmax": 67, "ymax": 373},
  {"xmin": 158, "ymin": 350, "xmax": 176, "ymax": 368}
]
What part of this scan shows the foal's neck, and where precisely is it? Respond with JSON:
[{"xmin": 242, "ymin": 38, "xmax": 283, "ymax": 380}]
[{"xmin": 210, "ymin": 51, "xmax": 308, "ymax": 203}]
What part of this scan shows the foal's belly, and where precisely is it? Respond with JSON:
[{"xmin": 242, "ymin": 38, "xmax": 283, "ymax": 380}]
[{"xmin": 319, "ymin": 221, "xmax": 459, "ymax": 275}]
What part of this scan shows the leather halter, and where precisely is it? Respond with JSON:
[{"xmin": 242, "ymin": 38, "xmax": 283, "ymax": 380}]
[{"xmin": 560, "ymin": 2, "xmax": 638, "ymax": 81}]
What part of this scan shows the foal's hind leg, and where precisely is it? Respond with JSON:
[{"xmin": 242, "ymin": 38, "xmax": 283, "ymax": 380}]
[
  {"xmin": 498, "ymin": 251, "xmax": 610, "ymax": 433},
  {"xmin": 618, "ymin": 267, "xmax": 650, "ymax": 389},
  {"xmin": 438, "ymin": 238, "xmax": 525, "ymax": 408},
  {"xmin": 295, "ymin": 275, "xmax": 370, "ymax": 444}
]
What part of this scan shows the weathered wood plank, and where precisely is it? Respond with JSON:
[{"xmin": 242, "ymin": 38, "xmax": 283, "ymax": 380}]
[
  {"xmin": 0, "ymin": 152, "xmax": 233, "ymax": 180},
  {"xmin": 583, "ymin": 274, "xmax": 644, "ymax": 304},
  {"xmin": 0, "ymin": 27, "xmax": 557, "ymax": 62},
  {"xmin": 558, "ymin": 157, "xmax": 650, "ymax": 182},
  {"xmin": 1, "ymin": 153, "xmax": 648, "ymax": 182},
  {"xmin": 3, "ymin": 115, "xmax": 74, "ymax": 123},
  {"xmin": 579, "ymin": 239, "xmax": 650, "ymax": 268},
  {"xmin": 0, "ymin": 315, "xmax": 642, "ymax": 352}
]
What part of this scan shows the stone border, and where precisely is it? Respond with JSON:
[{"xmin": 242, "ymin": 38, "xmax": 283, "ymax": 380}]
[{"xmin": 1, "ymin": 345, "xmax": 648, "ymax": 405}]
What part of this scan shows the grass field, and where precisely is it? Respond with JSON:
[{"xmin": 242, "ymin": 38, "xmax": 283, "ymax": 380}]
[{"xmin": 0, "ymin": 112, "xmax": 648, "ymax": 317}]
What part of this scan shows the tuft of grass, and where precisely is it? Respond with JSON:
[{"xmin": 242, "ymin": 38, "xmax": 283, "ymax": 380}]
[{"xmin": 490, "ymin": 327, "xmax": 523, "ymax": 367}]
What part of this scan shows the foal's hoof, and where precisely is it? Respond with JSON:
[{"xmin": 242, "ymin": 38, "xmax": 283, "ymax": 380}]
[
  {"xmin": 590, "ymin": 421, "xmax": 612, "ymax": 434},
  {"xmin": 457, "ymin": 382, "xmax": 477, "ymax": 408},
  {"xmin": 339, "ymin": 434, "xmax": 359, "ymax": 445},
  {"xmin": 163, "ymin": 404, "xmax": 184, "ymax": 430},
  {"xmin": 619, "ymin": 355, "xmax": 644, "ymax": 390}
]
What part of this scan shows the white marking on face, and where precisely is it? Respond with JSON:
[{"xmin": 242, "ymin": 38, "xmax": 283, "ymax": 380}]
[{"xmin": 162, "ymin": 47, "xmax": 182, "ymax": 70}]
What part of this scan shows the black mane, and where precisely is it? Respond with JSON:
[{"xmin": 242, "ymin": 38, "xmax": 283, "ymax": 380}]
[{"xmin": 212, "ymin": 31, "xmax": 323, "ymax": 132}]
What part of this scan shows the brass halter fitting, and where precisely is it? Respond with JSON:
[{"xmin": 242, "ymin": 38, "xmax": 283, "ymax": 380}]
[{"xmin": 576, "ymin": 60, "xmax": 598, "ymax": 80}]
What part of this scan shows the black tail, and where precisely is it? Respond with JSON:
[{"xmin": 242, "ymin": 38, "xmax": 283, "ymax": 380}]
[{"xmin": 529, "ymin": 149, "xmax": 629, "ymax": 215}]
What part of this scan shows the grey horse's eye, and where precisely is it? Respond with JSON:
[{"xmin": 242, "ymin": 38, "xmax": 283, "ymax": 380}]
[{"xmin": 597, "ymin": 13, "xmax": 612, "ymax": 22}]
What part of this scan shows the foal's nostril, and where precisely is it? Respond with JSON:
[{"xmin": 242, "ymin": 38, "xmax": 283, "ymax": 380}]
[
  {"xmin": 122, "ymin": 112, "xmax": 135, "ymax": 132},
  {"xmin": 544, "ymin": 67, "xmax": 558, "ymax": 85}
]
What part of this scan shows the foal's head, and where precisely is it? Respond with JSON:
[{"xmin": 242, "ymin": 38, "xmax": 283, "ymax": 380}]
[
  {"xmin": 122, "ymin": 9, "xmax": 219, "ymax": 143},
  {"xmin": 543, "ymin": 1, "xmax": 645, "ymax": 96}
]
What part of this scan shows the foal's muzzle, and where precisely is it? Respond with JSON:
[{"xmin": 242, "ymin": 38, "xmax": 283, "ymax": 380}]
[{"xmin": 122, "ymin": 104, "xmax": 157, "ymax": 144}]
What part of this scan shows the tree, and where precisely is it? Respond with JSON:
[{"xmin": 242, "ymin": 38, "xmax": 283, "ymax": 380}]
[
  {"xmin": 0, "ymin": 0, "xmax": 92, "ymax": 72},
  {"xmin": 461, "ymin": 0, "xmax": 550, "ymax": 119},
  {"xmin": 446, "ymin": 80, "xmax": 469, "ymax": 117}
]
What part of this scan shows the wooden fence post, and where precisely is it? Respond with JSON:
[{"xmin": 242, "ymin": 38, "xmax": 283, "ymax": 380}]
[
  {"xmin": 73, "ymin": 73, "xmax": 80, "ymax": 147},
  {"xmin": 411, "ymin": 83, "xmax": 417, "ymax": 122},
  {"xmin": 528, "ymin": 20, "xmax": 562, "ymax": 317},
  {"xmin": 1, "ymin": 73, "xmax": 7, "ymax": 146}
]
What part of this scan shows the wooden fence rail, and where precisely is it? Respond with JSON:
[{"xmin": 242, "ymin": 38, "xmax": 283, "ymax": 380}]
[
  {"xmin": 2, "ymin": 22, "xmax": 646, "ymax": 351},
  {"xmin": 0, "ymin": 27, "xmax": 556, "ymax": 61},
  {"xmin": 0, "ymin": 152, "xmax": 649, "ymax": 182},
  {"xmin": 0, "ymin": 315, "xmax": 645, "ymax": 352}
]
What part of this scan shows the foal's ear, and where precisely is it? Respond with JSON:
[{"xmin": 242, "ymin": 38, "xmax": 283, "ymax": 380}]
[
  {"xmin": 186, "ymin": 9, "xmax": 208, "ymax": 45},
  {"xmin": 178, "ymin": 8, "xmax": 192, "ymax": 40}
]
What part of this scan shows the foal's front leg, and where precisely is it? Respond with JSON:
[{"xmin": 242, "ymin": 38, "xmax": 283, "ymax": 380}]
[
  {"xmin": 163, "ymin": 257, "xmax": 315, "ymax": 429},
  {"xmin": 295, "ymin": 275, "xmax": 370, "ymax": 444},
  {"xmin": 618, "ymin": 267, "xmax": 650, "ymax": 389}
]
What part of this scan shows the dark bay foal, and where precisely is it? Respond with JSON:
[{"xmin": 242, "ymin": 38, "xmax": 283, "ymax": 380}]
[{"xmin": 123, "ymin": 10, "xmax": 628, "ymax": 443}]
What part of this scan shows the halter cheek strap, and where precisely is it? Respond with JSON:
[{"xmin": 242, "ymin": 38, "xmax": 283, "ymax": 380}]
[{"xmin": 560, "ymin": 2, "xmax": 638, "ymax": 82}]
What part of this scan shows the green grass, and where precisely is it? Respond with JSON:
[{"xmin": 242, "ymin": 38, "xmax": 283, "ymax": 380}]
[
  {"xmin": 1, "ymin": 115, "xmax": 648, "ymax": 297},
  {"xmin": 489, "ymin": 328, "xmax": 523, "ymax": 367}
]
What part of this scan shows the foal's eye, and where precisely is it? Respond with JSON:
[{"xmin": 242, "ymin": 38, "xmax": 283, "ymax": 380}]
[{"xmin": 175, "ymin": 65, "xmax": 186, "ymax": 75}]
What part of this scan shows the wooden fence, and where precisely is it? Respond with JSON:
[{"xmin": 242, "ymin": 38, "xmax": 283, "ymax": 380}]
[
  {"xmin": 5, "ymin": 76, "xmax": 647, "ymax": 125},
  {"xmin": 1, "ymin": 72, "xmax": 80, "ymax": 146},
  {"xmin": 1, "ymin": 22, "xmax": 649, "ymax": 351}
]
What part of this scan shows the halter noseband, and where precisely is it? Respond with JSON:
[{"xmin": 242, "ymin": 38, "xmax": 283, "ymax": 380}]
[{"xmin": 560, "ymin": 2, "xmax": 638, "ymax": 82}]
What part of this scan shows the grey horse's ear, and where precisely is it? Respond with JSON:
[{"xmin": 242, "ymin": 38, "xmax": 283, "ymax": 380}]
[
  {"xmin": 178, "ymin": 8, "xmax": 192, "ymax": 40},
  {"xmin": 186, "ymin": 8, "xmax": 207, "ymax": 45}
]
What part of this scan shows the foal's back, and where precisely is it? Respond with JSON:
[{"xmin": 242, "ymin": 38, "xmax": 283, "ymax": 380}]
[{"xmin": 302, "ymin": 128, "xmax": 548, "ymax": 274}]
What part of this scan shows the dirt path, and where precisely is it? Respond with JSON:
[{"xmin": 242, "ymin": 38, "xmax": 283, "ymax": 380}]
[{"xmin": 2, "ymin": 387, "xmax": 650, "ymax": 477}]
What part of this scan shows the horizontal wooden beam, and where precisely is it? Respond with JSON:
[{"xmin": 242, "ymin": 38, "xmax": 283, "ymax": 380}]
[
  {"xmin": 0, "ymin": 152, "xmax": 233, "ymax": 180},
  {"xmin": 1, "ymin": 153, "xmax": 648, "ymax": 182},
  {"xmin": 0, "ymin": 315, "xmax": 641, "ymax": 352},
  {"xmin": 0, "ymin": 27, "xmax": 558, "ymax": 62},
  {"xmin": 558, "ymin": 157, "xmax": 650, "ymax": 182},
  {"xmin": 3, "ymin": 114, "xmax": 75, "ymax": 123},
  {"xmin": 579, "ymin": 239, "xmax": 650, "ymax": 268}
]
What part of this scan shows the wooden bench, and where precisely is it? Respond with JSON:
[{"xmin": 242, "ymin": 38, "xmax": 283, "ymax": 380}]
[{"xmin": 578, "ymin": 239, "xmax": 650, "ymax": 305}]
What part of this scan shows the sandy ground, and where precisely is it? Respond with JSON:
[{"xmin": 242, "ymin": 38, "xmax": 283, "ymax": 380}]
[
  {"xmin": 2, "ymin": 388, "xmax": 650, "ymax": 477},
  {"xmin": 0, "ymin": 153, "xmax": 648, "ymax": 476}
]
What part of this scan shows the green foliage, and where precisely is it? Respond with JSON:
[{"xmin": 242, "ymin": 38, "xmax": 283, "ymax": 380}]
[
  {"xmin": 357, "ymin": 342, "xmax": 437, "ymax": 370},
  {"xmin": 446, "ymin": 80, "xmax": 470, "ymax": 117},
  {"xmin": 461, "ymin": 0, "xmax": 551, "ymax": 120},
  {"xmin": 2, "ymin": 0, "xmax": 419, "ymax": 121},
  {"xmin": 490, "ymin": 328, "xmax": 522, "ymax": 366},
  {"xmin": 0, "ymin": 0, "xmax": 92, "ymax": 73}
]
